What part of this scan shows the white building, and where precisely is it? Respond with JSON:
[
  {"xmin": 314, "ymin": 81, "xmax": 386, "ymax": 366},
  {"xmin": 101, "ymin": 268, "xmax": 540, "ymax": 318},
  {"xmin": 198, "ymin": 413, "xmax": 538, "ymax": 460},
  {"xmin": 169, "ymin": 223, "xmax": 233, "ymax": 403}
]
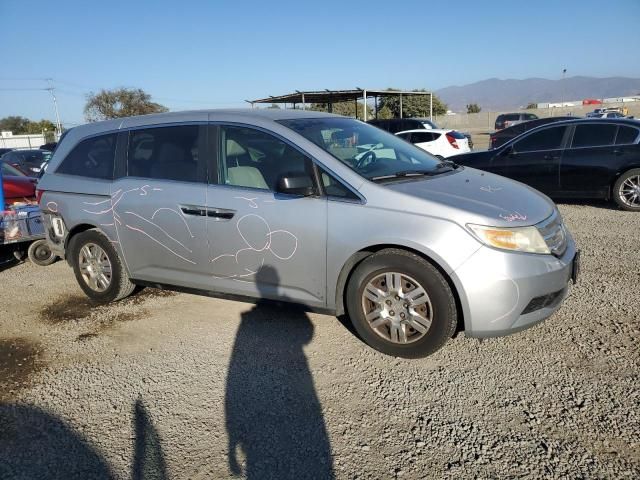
[{"xmin": 0, "ymin": 131, "xmax": 46, "ymax": 149}]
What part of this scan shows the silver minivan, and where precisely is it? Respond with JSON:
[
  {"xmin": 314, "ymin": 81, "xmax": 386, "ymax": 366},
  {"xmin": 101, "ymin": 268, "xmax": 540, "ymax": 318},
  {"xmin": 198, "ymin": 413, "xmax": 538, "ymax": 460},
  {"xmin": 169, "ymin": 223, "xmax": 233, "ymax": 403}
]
[{"xmin": 38, "ymin": 110, "xmax": 579, "ymax": 358}]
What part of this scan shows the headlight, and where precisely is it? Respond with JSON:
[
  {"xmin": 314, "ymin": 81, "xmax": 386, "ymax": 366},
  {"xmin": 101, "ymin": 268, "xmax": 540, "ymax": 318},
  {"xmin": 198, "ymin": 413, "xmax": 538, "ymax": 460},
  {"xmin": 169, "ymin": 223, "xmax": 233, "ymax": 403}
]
[{"xmin": 467, "ymin": 224, "xmax": 550, "ymax": 254}]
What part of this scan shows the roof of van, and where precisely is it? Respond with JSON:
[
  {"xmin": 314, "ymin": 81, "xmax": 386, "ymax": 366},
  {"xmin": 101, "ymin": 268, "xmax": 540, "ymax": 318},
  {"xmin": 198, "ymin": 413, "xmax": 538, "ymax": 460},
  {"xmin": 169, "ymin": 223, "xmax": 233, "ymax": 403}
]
[{"xmin": 79, "ymin": 108, "xmax": 339, "ymax": 130}]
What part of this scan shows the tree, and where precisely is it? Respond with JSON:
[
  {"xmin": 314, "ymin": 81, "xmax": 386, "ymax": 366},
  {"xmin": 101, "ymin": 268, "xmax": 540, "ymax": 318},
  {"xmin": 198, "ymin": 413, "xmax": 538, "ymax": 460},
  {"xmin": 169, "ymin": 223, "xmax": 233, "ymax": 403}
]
[
  {"xmin": 0, "ymin": 116, "xmax": 31, "ymax": 133},
  {"xmin": 377, "ymin": 88, "xmax": 447, "ymax": 118},
  {"xmin": 266, "ymin": 104, "xmax": 281, "ymax": 109},
  {"xmin": 466, "ymin": 103, "xmax": 481, "ymax": 114},
  {"xmin": 84, "ymin": 88, "xmax": 168, "ymax": 122},
  {"xmin": 0, "ymin": 116, "xmax": 56, "ymax": 136},
  {"xmin": 309, "ymin": 101, "xmax": 373, "ymax": 120},
  {"xmin": 525, "ymin": 102, "xmax": 538, "ymax": 109}
]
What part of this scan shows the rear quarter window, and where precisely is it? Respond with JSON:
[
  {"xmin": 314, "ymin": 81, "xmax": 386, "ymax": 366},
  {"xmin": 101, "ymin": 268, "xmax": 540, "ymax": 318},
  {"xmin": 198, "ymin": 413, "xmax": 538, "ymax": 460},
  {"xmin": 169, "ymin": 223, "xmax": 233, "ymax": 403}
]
[
  {"xmin": 56, "ymin": 133, "xmax": 117, "ymax": 179},
  {"xmin": 615, "ymin": 126, "xmax": 639, "ymax": 145}
]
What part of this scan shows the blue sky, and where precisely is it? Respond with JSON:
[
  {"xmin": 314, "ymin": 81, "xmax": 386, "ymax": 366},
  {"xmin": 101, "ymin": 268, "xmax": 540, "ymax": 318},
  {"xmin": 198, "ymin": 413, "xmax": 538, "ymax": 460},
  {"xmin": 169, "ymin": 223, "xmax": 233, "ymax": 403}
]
[{"xmin": 1, "ymin": 0, "xmax": 639, "ymax": 126}]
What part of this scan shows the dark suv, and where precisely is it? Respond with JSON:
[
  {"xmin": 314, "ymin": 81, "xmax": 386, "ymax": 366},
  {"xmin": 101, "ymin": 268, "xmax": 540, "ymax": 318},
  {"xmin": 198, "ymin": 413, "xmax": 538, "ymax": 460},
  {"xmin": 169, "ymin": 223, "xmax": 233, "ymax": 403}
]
[
  {"xmin": 495, "ymin": 113, "xmax": 539, "ymax": 130},
  {"xmin": 490, "ymin": 116, "xmax": 576, "ymax": 149}
]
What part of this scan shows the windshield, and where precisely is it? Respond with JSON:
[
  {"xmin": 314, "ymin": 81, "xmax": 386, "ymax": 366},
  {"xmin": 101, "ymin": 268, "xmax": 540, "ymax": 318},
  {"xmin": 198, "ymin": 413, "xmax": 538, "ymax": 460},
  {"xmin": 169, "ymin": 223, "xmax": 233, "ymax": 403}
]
[
  {"xmin": 279, "ymin": 117, "xmax": 443, "ymax": 180},
  {"xmin": 1, "ymin": 161, "xmax": 26, "ymax": 176}
]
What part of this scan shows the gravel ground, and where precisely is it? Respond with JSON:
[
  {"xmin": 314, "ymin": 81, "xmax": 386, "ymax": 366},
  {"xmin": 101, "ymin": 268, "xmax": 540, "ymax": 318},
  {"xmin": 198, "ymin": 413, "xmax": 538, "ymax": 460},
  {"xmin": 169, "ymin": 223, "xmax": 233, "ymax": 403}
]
[{"xmin": 0, "ymin": 202, "xmax": 638, "ymax": 479}]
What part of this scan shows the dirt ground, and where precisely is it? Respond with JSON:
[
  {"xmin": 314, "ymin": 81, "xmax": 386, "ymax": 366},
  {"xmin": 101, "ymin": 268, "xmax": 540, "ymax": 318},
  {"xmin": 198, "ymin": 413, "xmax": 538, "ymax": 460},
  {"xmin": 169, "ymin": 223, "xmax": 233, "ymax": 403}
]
[{"xmin": 0, "ymin": 202, "xmax": 638, "ymax": 479}]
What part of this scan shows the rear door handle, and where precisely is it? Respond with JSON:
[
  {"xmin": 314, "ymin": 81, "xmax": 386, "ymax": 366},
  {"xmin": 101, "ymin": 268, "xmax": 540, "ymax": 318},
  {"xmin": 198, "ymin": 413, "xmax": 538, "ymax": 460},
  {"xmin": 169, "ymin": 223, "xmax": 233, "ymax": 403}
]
[
  {"xmin": 543, "ymin": 154, "xmax": 559, "ymax": 160},
  {"xmin": 206, "ymin": 208, "xmax": 235, "ymax": 220},
  {"xmin": 613, "ymin": 149, "xmax": 624, "ymax": 155}
]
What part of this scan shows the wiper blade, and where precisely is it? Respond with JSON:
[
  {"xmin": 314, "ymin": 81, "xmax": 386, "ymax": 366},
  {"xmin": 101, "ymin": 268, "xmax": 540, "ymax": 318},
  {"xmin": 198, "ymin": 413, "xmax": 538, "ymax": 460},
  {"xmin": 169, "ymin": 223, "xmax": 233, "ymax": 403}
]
[
  {"xmin": 436, "ymin": 160, "xmax": 459, "ymax": 169},
  {"xmin": 371, "ymin": 169, "xmax": 438, "ymax": 181}
]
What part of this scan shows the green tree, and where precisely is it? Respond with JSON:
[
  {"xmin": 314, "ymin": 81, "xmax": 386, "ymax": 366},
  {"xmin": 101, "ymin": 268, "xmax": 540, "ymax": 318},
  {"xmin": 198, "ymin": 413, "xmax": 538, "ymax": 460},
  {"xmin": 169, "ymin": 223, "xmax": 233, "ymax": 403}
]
[
  {"xmin": 84, "ymin": 88, "xmax": 168, "ymax": 122},
  {"xmin": 0, "ymin": 116, "xmax": 56, "ymax": 137},
  {"xmin": 266, "ymin": 103, "xmax": 281, "ymax": 109},
  {"xmin": 377, "ymin": 88, "xmax": 447, "ymax": 118},
  {"xmin": 466, "ymin": 103, "xmax": 481, "ymax": 114},
  {"xmin": 309, "ymin": 101, "xmax": 373, "ymax": 120},
  {"xmin": 0, "ymin": 116, "xmax": 31, "ymax": 133},
  {"xmin": 525, "ymin": 102, "xmax": 538, "ymax": 109}
]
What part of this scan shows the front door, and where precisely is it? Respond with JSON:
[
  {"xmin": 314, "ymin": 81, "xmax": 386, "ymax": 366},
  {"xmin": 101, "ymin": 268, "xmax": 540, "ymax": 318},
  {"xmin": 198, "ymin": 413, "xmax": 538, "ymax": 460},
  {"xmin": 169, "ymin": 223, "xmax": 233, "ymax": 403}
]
[
  {"xmin": 506, "ymin": 125, "xmax": 569, "ymax": 195},
  {"xmin": 207, "ymin": 124, "xmax": 327, "ymax": 308},
  {"xmin": 112, "ymin": 123, "xmax": 211, "ymax": 290}
]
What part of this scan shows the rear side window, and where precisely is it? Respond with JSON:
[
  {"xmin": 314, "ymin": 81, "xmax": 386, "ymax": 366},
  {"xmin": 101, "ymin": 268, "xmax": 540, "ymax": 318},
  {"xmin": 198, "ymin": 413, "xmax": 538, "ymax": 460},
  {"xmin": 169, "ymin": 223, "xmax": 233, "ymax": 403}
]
[
  {"xmin": 56, "ymin": 133, "xmax": 117, "ymax": 179},
  {"xmin": 447, "ymin": 131, "xmax": 466, "ymax": 140},
  {"xmin": 127, "ymin": 125, "xmax": 205, "ymax": 182},
  {"xmin": 411, "ymin": 132, "xmax": 436, "ymax": 144},
  {"xmin": 515, "ymin": 126, "xmax": 567, "ymax": 152},
  {"xmin": 525, "ymin": 114, "xmax": 538, "ymax": 120},
  {"xmin": 615, "ymin": 126, "xmax": 639, "ymax": 145},
  {"xmin": 572, "ymin": 124, "xmax": 617, "ymax": 148}
]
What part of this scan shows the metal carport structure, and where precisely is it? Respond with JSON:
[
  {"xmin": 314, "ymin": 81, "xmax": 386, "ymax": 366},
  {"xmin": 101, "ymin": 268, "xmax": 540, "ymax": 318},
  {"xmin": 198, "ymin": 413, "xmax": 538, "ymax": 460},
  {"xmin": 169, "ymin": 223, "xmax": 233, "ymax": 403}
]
[{"xmin": 248, "ymin": 89, "xmax": 433, "ymax": 121}]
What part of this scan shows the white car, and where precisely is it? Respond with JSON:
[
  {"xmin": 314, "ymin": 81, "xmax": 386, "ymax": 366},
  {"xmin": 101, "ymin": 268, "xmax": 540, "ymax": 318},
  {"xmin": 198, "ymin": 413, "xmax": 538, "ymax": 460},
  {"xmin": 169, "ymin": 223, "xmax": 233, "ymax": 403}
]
[{"xmin": 396, "ymin": 129, "xmax": 471, "ymax": 158}]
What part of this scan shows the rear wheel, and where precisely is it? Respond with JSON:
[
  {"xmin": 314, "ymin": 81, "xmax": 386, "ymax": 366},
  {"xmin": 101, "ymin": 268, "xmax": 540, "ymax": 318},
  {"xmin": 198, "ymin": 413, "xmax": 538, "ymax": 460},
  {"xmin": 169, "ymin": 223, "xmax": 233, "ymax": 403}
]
[
  {"xmin": 613, "ymin": 169, "xmax": 640, "ymax": 211},
  {"xmin": 68, "ymin": 229, "xmax": 135, "ymax": 303},
  {"xmin": 27, "ymin": 239, "xmax": 57, "ymax": 266},
  {"xmin": 346, "ymin": 249, "xmax": 457, "ymax": 358}
]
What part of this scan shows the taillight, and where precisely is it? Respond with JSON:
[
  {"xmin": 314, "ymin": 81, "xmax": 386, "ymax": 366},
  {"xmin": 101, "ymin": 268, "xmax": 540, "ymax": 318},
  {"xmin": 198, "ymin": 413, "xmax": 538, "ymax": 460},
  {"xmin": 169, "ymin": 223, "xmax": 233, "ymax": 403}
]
[
  {"xmin": 446, "ymin": 133, "xmax": 459, "ymax": 149},
  {"xmin": 36, "ymin": 189, "xmax": 45, "ymax": 204}
]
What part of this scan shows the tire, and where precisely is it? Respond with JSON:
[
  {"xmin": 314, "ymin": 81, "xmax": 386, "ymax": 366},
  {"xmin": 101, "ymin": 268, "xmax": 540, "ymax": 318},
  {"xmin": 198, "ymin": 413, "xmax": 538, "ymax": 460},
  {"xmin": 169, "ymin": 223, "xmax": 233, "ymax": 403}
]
[
  {"xmin": 68, "ymin": 229, "xmax": 135, "ymax": 303},
  {"xmin": 613, "ymin": 169, "xmax": 640, "ymax": 211},
  {"xmin": 346, "ymin": 249, "xmax": 457, "ymax": 359},
  {"xmin": 27, "ymin": 239, "xmax": 57, "ymax": 266}
]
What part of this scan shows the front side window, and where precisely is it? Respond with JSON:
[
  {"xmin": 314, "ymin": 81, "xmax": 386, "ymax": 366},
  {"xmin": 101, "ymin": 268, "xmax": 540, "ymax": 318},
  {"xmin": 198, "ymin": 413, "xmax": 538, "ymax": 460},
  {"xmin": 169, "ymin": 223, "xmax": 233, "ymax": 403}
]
[
  {"xmin": 571, "ymin": 124, "xmax": 617, "ymax": 148},
  {"xmin": 127, "ymin": 125, "xmax": 204, "ymax": 182},
  {"xmin": 219, "ymin": 126, "xmax": 314, "ymax": 191},
  {"xmin": 514, "ymin": 126, "xmax": 567, "ymax": 153},
  {"xmin": 57, "ymin": 133, "xmax": 117, "ymax": 179},
  {"xmin": 280, "ymin": 117, "xmax": 443, "ymax": 181},
  {"xmin": 319, "ymin": 167, "xmax": 359, "ymax": 200}
]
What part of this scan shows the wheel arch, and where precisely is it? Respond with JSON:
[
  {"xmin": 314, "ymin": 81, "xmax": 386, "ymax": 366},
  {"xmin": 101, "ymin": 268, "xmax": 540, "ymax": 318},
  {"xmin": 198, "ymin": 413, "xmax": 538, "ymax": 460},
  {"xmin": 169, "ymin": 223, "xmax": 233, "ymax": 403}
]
[
  {"xmin": 64, "ymin": 223, "xmax": 101, "ymax": 265},
  {"xmin": 334, "ymin": 244, "xmax": 466, "ymax": 335}
]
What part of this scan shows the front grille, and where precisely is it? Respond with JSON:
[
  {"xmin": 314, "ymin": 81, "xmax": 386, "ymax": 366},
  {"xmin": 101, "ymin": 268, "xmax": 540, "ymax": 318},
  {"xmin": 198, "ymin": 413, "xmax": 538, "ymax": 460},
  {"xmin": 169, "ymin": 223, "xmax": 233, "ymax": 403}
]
[
  {"xmin": 522, "ymin": 288, "xmax": 565, "ymax": 314},
  {"xmin": 537, "ymin": 211, "xmax": 567, "ymax": 257}
]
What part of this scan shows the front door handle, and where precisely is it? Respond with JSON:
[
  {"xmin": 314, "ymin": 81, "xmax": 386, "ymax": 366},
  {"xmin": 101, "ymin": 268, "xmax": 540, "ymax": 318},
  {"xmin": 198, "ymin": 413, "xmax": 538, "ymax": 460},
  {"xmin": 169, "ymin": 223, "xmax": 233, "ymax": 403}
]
[
  {"xmin": 613, "ymin": 149, "xmax": 624, "ymax": 156},
  {"xmin": 543, "ymin": 154, "xmax": 559, "ymax": 160},
  {"xmin": 180, "ymin": 205, "xmax": 206, "ymax": 216},
  {"xmin": 206, "ymin": 208, "xmax": 235, "ymax": 220}
]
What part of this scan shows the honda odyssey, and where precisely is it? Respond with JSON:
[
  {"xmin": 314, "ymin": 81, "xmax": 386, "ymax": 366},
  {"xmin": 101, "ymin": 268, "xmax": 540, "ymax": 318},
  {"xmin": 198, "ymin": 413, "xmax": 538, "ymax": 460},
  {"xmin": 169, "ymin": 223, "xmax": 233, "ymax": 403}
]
[{"xmin": 38, "ymin": 110, "xmax": 578, "ymax": 358}]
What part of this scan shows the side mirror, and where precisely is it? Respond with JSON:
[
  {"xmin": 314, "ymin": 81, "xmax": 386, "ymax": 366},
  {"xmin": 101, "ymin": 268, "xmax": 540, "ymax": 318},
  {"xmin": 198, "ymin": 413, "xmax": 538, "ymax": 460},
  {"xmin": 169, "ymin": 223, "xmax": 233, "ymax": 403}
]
[{"xmin": 276, "ymin": 173, "xmax": 316, "ymax": 196}]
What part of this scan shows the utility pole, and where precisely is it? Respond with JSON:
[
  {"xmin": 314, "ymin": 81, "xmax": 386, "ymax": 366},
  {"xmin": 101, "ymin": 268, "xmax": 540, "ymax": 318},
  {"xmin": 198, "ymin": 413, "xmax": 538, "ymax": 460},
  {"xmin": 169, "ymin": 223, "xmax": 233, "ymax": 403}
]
[
  {"xmin": 561, "ymin": 68, "xmax": 567, "ymax": 108},
  {"xmin": 45, "ymin": 78, "xmax": 63, "ymax": 139}
]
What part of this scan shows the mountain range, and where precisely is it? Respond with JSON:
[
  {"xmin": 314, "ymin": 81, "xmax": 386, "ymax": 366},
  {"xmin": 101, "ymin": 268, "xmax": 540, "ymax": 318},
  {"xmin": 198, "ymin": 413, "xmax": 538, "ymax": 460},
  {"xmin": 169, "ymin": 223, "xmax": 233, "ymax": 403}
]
[{"xmin": 435, "ymin": 76, "xmax": 640, "ymax": 112}]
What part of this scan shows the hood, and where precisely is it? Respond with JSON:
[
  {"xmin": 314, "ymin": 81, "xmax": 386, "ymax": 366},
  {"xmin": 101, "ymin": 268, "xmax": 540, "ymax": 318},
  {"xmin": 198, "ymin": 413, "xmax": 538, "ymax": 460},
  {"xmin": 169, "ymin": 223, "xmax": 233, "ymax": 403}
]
[
  {"xmin": 384, "ymin": 167, "xmax": 555, "ymax": 227},
  {"xmin": 3, "ymin": 175, "xmax": 37, "ymax": 199}
]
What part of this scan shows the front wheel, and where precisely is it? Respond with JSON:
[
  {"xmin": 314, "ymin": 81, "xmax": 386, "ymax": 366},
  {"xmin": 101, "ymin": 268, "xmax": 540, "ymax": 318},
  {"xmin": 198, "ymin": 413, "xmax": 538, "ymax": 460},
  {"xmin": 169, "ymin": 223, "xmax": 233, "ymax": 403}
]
[
  {"xmin": 346, "ymin": 249, "xmax": 457, "ymax": 358},
  {"xmin": 68, "ymin": 229, "xmax": 135, "ymax": 303},
  {"xmin": 613, "ymin": 169, "xmax": 640, "ymax": 211}
]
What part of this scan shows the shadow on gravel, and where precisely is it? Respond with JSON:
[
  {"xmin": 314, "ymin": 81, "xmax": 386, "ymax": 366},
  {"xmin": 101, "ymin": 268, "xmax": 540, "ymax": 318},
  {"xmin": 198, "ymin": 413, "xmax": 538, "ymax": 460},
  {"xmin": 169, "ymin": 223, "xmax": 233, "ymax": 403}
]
[
  {"xmin": 133, "ymin": 398, "xmax": 168, "ymax": 480},
  {"xmin": 225, "ymin": 266, "xmax": 334, "ymax": 480},
  {"xmin": 0, "ymin": 247, "xmax": 20, "ymax": 273},
  {"xmin": 0, "ymin": 338, "xmax": 44, "ymax": 401},
  {"xmin": 0, "ymin": 403, "xmax": 114, "ymax": 479},
  {"xmin": 0, "ymin": 398, "xmax": 168, "ymax": 480},
  {"xmin": 555, "ymin": 199, "xmax": 620, "ymax": 211}
]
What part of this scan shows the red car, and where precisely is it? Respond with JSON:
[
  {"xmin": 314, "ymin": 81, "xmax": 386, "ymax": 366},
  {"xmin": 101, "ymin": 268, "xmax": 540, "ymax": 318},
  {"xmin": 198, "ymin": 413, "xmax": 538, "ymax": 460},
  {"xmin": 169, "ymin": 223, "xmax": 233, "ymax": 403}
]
[{"xmin": 1, "ymin": 162, "xmax": 37, "ymax": 207}]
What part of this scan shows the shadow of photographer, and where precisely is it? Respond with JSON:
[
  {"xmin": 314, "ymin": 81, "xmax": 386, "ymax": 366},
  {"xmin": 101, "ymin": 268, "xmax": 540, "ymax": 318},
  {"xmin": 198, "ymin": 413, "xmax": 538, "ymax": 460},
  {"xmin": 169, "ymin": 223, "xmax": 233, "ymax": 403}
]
[{"xmin": 225, "ymin": 265, "xmax": 334, "ymax": 479}]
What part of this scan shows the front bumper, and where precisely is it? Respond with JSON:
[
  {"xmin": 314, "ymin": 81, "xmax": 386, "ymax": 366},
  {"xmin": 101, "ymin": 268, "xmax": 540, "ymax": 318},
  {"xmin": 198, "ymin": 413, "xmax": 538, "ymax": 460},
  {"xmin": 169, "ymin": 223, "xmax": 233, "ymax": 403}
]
[{"xmin": 451, "ymin": 233, "xmax": 577, "ymax": 338}]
